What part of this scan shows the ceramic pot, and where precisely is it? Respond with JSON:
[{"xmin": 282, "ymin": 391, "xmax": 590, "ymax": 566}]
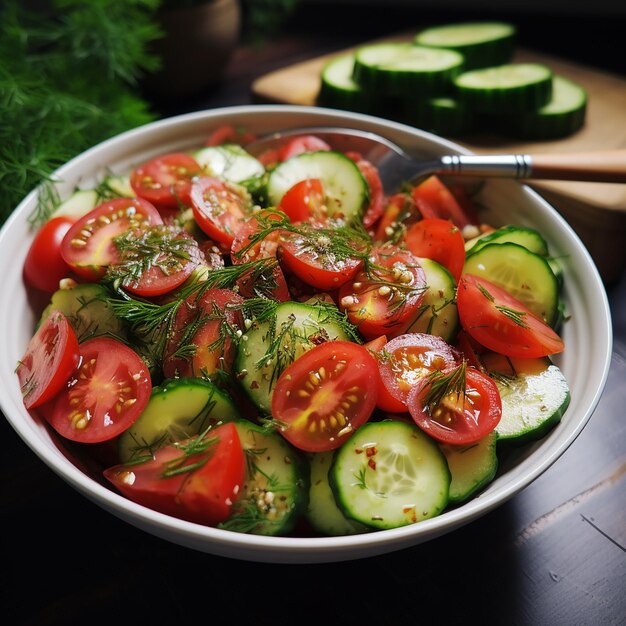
[{"xmin": 142, "ymin": 0, "xmax": 241, "ymax": 99}]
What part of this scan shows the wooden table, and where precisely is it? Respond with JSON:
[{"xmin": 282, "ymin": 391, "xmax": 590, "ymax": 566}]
[{"xmin": 2, "ymin": 8, "xmax": 625, "ymax": 625}]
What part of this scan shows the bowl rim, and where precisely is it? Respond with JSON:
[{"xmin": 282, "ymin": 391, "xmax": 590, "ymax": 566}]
[{"xmin": 0, "ymin": 104, "xmax": 614, "ymax": 563}]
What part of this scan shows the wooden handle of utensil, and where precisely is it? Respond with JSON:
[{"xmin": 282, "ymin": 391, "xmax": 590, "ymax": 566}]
[{"xmin": 530, "ymin": 149, "xmax": 626, "ymax": 183}]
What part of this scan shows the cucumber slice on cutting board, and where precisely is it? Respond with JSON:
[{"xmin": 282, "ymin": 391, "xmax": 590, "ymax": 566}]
[
  {"xmin": 353, "ymin": 42, "xmax": 465, "ymax": 97},
  {"xmin": 414, "ymin": 21, "xmax": 516, "ymax": 69},
  {"xmin": 454, "ymin": 63, "xmax": 553, "ymax": 112},
  {"xmin": 318, "ymin": 53, "xmax": 370, "ymax": 113}
]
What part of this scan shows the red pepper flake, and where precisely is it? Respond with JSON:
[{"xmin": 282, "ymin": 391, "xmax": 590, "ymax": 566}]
[
  {"xmin": 365, "ymin": 446, "xmax": 377, "ymax": 457},
  {"xmin": 368, "ymin": 458, "xmax": 376, "ymax": 470}
]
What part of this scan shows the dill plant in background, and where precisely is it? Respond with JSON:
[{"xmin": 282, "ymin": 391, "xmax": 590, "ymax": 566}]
[{"xmin": 0, "ymin": 0, "xmax": 163, "ymax": 227}]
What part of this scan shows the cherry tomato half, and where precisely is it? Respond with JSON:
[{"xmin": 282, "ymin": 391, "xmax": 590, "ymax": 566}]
[
  {"xmin": 46, "ymin": 337, "xmax": 151, "ymax": 443},
  {"xmin": 277, "ymin": 135, "xmax": 331, "ymax": 161},
  {"xmin": 130, "ymin": 152, "xmax": 202, "ymax": 213},
  {"xmin": 411, "ymin": 175, "xmax": 476, "ymax": 229},
  {"xmin": 278, "ymin": 178, "xmax": 328, "ymax": 224},
  {"xmin": 338, "ymin": 244, "xmax": 427, "ymax": 340},
  {"xmin": 60, "ymin": 198, "xmax": 162, "ymax": 280},
  {"xmin": 190, "ymin": 176, "xmax": 250, "ymax": 247},
  {"xmin": 377, "ymin": 332, "xmax": 460, "ymax": 406},
  {"xmin": 407, "ymin": 362, "xmax": 502, "ymax": 445},
  {"xmin": 23, "ymin": 216, "xmax": 74, "ymax": 292},
  {"xmin": 271, "ymin": 341, "xmax": 379, "ymax": 452},
  {"xmin": 363, "ymin": 335, "xmax": 407, "ymax": 413},
  {"xmin": 404, "ymin": 217, "xmax": 466, "ymax": 282},
  {"xmin": 457, "ymin": 274, "xmax": 565, "ymax": 358},
  {"xmin": 17, "ymin": 310, "xmax": 80, "ymax": 410},
  {"xmin": 103, "ymin": 422, "xmax": 246, "ymax": 527}
]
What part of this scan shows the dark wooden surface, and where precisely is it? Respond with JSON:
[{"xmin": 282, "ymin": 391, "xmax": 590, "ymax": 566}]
[{"xmin": 2, "ymin": 6, "xmax": 625, "ymax": 625}]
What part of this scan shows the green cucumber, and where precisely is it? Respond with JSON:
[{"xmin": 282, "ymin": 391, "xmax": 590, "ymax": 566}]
[
  {"xmin": 329, "ymin": 420, "xmax": 450, "ymax": 530},
  {"xmin": 38, "ymin": 283, "xmax": 126, "ymax": 342},
  {"xmin": 454, "ymin": 63, "xmax": 553, "ymax": 112},
  {"xmin": 193, "ymin": 144, "xmax": 265, "ymax": 183},
  {"xmin": 401, "ymin": 257, "xmax": 459, "ymax": 341},
  {"xmin": 440, "ymin": 431, "xmax": 498, "ymax": 503},
  {"xmin": 462, "ymin": 242, "xmax": 560, "ymax": 326},
  {"xmin": 483, "ymin": 352, "xmax": 571, "ymax": 445},
  {"xmin": 414, "ymin": 21, "xmax": 516, "ymax": 69},
  {"xmin": 306, "ymin": 450, "xmax": 370, "ymax": 536},
  {"xmin": 267, "ymin": 150, "xmax": 369, "ymax": 222},
  {"xmin": 505, "ymin": 75, "xmax": 588, "ymax": 139},
  {"xmin": 318, "ymin": 53, "xmax": 371, "ymax": 113},
  {"xmin": 220, "ymin": 420, "xmax": 308, "ymax": 536},
  {"xmin": 465, "ymin": 224, "xmax": 550, "ymax": 257},
  {"xmin": 101, "ymin": 174, "xmax": 134, "ymax": 198},
  {"xmin": 117, "ymin": 377, "xmax": 241, "ymax": 463},
  {"xmin": 353, "ymin": 42, "xmax": 465, "ymax": 97},
  {"xmin": 408, "ymin": 96, "xmax": 473, "ymax": 137},
  {"xmin": 234, "ymin": 301, "xmax": 355, "ymax": 412},
  {"xmin": 50, "ymin": 188, "xmax": 100, "ymax": 220}
]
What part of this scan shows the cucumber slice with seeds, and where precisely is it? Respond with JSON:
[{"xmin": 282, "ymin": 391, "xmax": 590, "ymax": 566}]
[
  {"xmin": 353, "ymin": 42, "xmax": 465, "ymax": 97},
  {"xmin": 193, "ymin": 144, "xmax": 265, "ymax": 183},
  {"xmin": 318, "ymin": 53, "xmax": 371, "ymax": 113},
  {"xmin": 462, "ymin": 242, "xmax": 559, "ymax": 325},
  {"xmin": 483, "ymin": 352, "xmax": 571, "ymax": 445},
  {"xmin": 267, "ymin": 150, "xmax": 369, "ymax": 222},
  {"xmin": 454, "ymin": 63, "xmax": 553, "ymax": 112},
  {"xmin": 465, "ymin": 225, "xmax": 550, "ymax": 257},
  {"xmin": 222, "ymin": 420, "xmax": 308, "ymax": 536},
  {"xmin": 414, "ymin": 21, "xmax": 516, "ymax": 69},
  {"xmin": 117, "ymin": 377, "xmax": 241, "ymax": 463},
  {"xmin": 330, "ymin": 420, "xmax": 450, "ymax": 530}
]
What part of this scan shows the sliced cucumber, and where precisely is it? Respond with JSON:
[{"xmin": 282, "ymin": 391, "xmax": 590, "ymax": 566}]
[
  {"xmin": 318, "ymin": 53, "xmax": 371, "ymax": 113},
  {"xmin": 483, "ymin": 352, "xmax": 571, "ymax": 445},
  {"xmin": 408, "ymin": 96, "xmax": 473, "ymax": 137},
  {"xmin": 193, "ymin": 144, "xmax": 265, "ymax": 183},
  {"xmin": 50, "ymin": 188, "xmax": 99, "ymax": 220},
  {"xmin": 462, "ymin": 242, "xmax": 559, "ymax": 325},
  {"xmin": 454, "ymin": 63, "xmax": 553, "ymax": 112},
  {"xmin": 353, "ymin": 42, "xmax": 465, "ymax": 97},
  {"xmin": 414, "ymin": 21, "xmax": 516, "ymax": 69},
  {"xmin": 117, "ymin": 377, "xmax": 241, "ymax": 463},
  {"xmin": 38, "ymin": 283, "xmax": 126, "ymax": 342},
  {"xmin": 101, "ymin": 174, "xmax": 134, "ymax": 198},
  {"xmin": 506, "ymin": 75, "xmax": 587, "ymax": 139},
  {"xmin": 330, "ymin": 420, "xmax": 450, "ymax": 530},
  {"xmin": 401, "ymin": 257, "xmax": 459, "ymax": 341},
  {"xmin": 440, "ymin": 431, "xmax": 498, "ymax": 503},
  {"xmin": 306, "ymin": 450, "xmax": 371, "ymax": 536},
  {"xmin": 220, "ymin": 420, "xmax": 308, "ymax": 536},
  {"xmin": 235, "ymin": 301, "xmax": 354, "ymax": 412},
  {"xmin": 266, "ymin": 150, "xmax": 369, "ymax": 222},
  {"xmin": 465, "ymin": 224, "xmax": 550, "ymax": 257}
]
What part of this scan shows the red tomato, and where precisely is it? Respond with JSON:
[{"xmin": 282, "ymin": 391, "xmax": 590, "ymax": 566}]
[
  {"xmin": 163, "ymin": 288, "xmax": 244, "ymax": 379},
  {"xmin": 455, "ymin": 329, "xmax": 488, "ymax": 373},
  {"xmin": 46, "ymin": 337, "xmax": 151, "ymax": 443},
  {"xmin": 278, "ymin": 230, "xmax": 364, "ymax": 291},
  {"xmin": 190, "ymin": 176, "xmax": 250, "ymax": 247},
  {"xmin": 404, "ymin": 217, "xmax": 466, "ymax": 282},
  {"xmin": 407, "ymin": 362, "xmax": 502, "ymax": 445},
  {"xmin": 277, "ymin": 135, "xmax": 331, "ymax": 161},
  {"xmin": 374, "ymin": 192, "xmax": 417, "ymax": 241},
  {"xmin": 229, "ymin": 211, "xmax": 284, "ymax": 265},
  {"xmin": 60, "ymin": 198, "xmax": 162, "ymax": 280},
  {"xmin": 377, "ymin": 332, "xmax": 460, "ymax": 406},
  {"xmin": 278, "ymin": 178, "xmax": 327, "ymax": 224},
  {"xmin": 338, "ymin": 244, "xmax": 427, "ymax": 340},
  {"xmin": 411, "ymin": 175, "xmax": 475, "ymax": 229},
  {"xmin": 363, "ymin": 335, "xmax": 407, "ymax": 413},
  {"xmin": 111, "ymin": 225, "xmax": 201, "ymax": 298},
  {"xmin": 205, "ymin": 124, "xmax": 256, "ymax": 146},
  {"xmin": 23, "ymin": 217, "xmax": 74, "ymax": 292},
  {"xmin": 457, "ymin": 274, "xmax": 565, "ymax": 358},
  {"xmin": 103, "ymin": 422, "xmax": 246, "ymax": 527},
  {"xmin": 355, "ymin": 159, "xmax": 385, "ymax": 229},
  {"xmin": 130, "ymin": 152, "xmax": 202, "ymax": 213},
  {"xmin": 271, "ymin": 341, "xmax": 379, "ymax": 452},
  {"xmin": 16, "ymin": 310, "xmax": 80, "ymax": 410}
]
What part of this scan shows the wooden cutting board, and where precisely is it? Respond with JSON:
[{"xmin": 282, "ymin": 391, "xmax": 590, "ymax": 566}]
[{"xmin": 251, "ymin": 34, "xmax": 626, "ymax": 281}]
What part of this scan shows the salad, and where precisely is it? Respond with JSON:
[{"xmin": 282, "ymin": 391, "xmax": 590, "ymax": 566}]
[{"xmin": 16, "ymin": 124, "xmax": 570, "ymax": 537}]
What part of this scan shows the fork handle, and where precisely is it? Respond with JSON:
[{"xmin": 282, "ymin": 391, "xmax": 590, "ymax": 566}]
[{"xmin": 438, "ymin": 149, "xmax": 626, "ymax": 183}]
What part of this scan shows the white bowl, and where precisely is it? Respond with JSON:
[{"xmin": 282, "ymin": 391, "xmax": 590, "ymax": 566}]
[{"xmin": 0, "ymin": 105, "xmax": 613, "ymax": 563}]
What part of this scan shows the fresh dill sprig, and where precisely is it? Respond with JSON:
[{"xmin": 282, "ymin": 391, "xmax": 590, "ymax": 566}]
[{"xmin": 422, "ymin": 361, "xmax": 467, "ymax": 415}]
